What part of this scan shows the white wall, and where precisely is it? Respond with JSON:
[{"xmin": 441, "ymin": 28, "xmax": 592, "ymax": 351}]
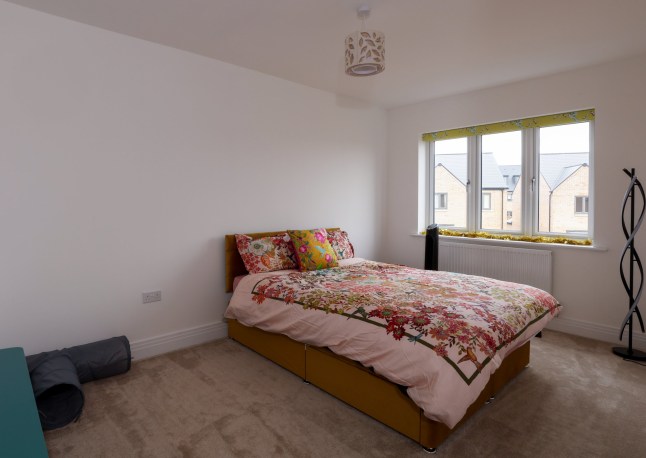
[
  {"xmin": 386, "ymin": 53, "xmax": 646, "ymax": 347},
  {"xmin": 0, "ymin": 2, "xmax": 387, "ymax": 356}
]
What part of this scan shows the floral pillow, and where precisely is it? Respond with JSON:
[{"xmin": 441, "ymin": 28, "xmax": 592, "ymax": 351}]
[
  {"xmin": 288, "ymin": 228, "xmax": 338, "ymax": 271},
  {"xmin": 327, "ymin": 230, "xmax": 355, "ymax": 260},
  {"xmin": 235, "ymin": 233, "xmax": 297, "ymax": 274}
]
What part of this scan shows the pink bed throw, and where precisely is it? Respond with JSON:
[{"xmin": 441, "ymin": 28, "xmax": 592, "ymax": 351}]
[{"xmin": 225, "ymin": 258, "xmax": 560, "ymax": 428}]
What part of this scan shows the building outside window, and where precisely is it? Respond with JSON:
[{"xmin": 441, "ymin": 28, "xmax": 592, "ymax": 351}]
[
  {"xmin": 423, "ymin": 109, "xmax": 594, "ymax": 240},
  {"xmin": 433, "ymin": 137, "xmax": 467, "ymax": 228}
]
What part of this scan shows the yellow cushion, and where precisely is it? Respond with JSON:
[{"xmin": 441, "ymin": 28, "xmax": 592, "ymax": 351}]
[{"xmin": 288, "ymin": 228, "xmax": 338, "ymax": 271}]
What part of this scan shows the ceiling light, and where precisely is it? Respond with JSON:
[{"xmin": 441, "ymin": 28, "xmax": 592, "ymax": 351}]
[{"xmin": 345, "ymin": 5, "xmax": 385, "ymax": 77}]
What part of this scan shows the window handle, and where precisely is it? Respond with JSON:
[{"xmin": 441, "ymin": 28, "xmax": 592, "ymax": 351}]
[
  {"xmin": 531, "ymin": 177, "xmax": 536, "ymax": 192},
  {"xmin": 466, "ymin": 179, "xmax": 471, "ymax": 188}
]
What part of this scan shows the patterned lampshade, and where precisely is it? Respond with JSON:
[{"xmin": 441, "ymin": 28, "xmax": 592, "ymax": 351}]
[
  {"xmin": 345, "ymin": 30, "xmax": 385, "ymax": 76},
  {"xmin": 345, "ymin": 5, "xmax": 384, "ymax": 77}
]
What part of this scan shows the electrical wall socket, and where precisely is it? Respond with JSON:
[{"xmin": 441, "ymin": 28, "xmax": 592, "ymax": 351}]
[{"xmin": 142, "ymin": 290, "xmax": 162, "ymax": 304}]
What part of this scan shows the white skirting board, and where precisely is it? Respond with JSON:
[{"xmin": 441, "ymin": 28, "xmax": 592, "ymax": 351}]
[
  {"xmin": 130, "ymin": 321, "xmax": 228, "ymax": 360},
  {"xmin": 547, "ymin": 315, "xmax": 646, "ymax": 350},
  {"xmin": 128, "ymin": 317, "xmax": 646, "ymax": 360}
]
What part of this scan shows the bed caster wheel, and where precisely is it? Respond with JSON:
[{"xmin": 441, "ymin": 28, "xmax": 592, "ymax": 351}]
[{"xmin": 422, "ymin": 446, "xmax": 437, "ymax": 454}]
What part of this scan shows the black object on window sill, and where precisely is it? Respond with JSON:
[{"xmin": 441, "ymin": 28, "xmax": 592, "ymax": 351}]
[{"xmin": 424, "ymin": 224, "xmax": 439, "ymax": 271}]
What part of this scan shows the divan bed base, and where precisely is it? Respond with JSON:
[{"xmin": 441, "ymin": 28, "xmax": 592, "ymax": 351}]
[{"xmin": 227, "ymin": 319, "xmax": 530, "ymax": 451}]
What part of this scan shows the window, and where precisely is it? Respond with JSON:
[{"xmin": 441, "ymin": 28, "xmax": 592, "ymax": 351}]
[
  {"xmin": 423, "ymin": 109, "xmax": 594, "ymax": 240},
  {"xmin": 433, "ymin": 137, "xmax": 468, "ymax": 229},
  {"xmin": 575, "ymin": 196, "xmax": 589, "ymax": 214},
  {"xmin": 482, "ymin": 193, "xmax": 492, "ymax": 210},
  {"xmin": 482, "ymin": 130, "xmax": 521, "ymax": 232},
  {"xmin": 435, "ymin": 193, "xmax": 448, "ymax": 210}
]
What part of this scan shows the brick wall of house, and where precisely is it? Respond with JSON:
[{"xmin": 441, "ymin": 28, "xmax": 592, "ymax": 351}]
[
  {"xmin": 434, "ymin": 166, "xmax": 467, "ymax": 228},
  {"xmin": 504, "ymin": 178, "xmax": 522, "ymax": 232},
  {"xmin": 435, "ymin": 164, "xmax": 589, "ymax": 235},
  {"xmin": 481, "ymin": 189, "xmax": 505, "ymax": 230},
  {"xmin": 550, "ymin": 166, "xmax": 589, "ymax": 233}
]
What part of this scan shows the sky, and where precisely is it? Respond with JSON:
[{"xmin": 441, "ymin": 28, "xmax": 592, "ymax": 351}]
[{"xmin": 435, "ymin": 122, "xmax": 590, "ymax": 166}]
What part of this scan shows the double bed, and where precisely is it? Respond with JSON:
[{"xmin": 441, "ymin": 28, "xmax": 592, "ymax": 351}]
[{"xmin": 224, "ymin": 229, "xmax": 560, "ymax": 451}]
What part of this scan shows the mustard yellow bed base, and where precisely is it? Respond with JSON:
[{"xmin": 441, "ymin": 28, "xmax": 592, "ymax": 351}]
[
  {"xmin": 225, "ymin": 230, "xmax": 530, "ymax": 451},
  {"xmin": 228, "ymin": 320, "xmax": 529, "ymax": 451}
]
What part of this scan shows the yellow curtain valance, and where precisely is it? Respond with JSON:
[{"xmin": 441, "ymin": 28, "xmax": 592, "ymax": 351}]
[{"xmin": 422, "ymin": 109, "xmax": 595, "ymax": 142}]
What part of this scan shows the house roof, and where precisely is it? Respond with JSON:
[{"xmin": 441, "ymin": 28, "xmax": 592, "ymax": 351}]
[
  {"xmin": 499, "ymin": 165, "xmax": 521, "ymax": 191},
  {"xmin": 435, "ymin": 153, "xmax": 507, "ymax": 189},
  {"xmin": 540, "ymin": 153, "xmax": 589, "ymax": 190},
  {"xmin": 482, "ymin": 153, "xmax": 508, "ymax": 189},
  {"xmin": 436, "ymin": 152, "xmax": 589, "ymax": 191},
  {"xmin": 435, "ymin": 154, "xmax": 467, "ymax": 185}
]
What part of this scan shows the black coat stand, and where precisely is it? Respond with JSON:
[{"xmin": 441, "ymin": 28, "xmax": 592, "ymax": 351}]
[{"xmin": 613, "ymin": 168, "xmax": 646, "ymax": 360}]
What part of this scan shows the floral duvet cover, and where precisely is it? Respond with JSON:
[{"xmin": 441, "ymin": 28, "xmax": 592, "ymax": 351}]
[{"xmin": 225, "ymin": 258, "xmax": 560, "ymax": 428}]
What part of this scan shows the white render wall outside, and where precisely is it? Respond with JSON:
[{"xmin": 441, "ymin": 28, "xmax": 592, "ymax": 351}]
[
  {"xmin": 0, "ymin": 2, "xmax": 387, "ymax": 355},
  {"xmin": 386, "ymin": 53, "xmax": 646, "ymax": 346}
]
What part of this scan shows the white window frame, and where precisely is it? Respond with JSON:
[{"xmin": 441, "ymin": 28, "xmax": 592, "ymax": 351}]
[{"xmin": 424, "ymin": 121, "xmax": 594, "ymax": 240}]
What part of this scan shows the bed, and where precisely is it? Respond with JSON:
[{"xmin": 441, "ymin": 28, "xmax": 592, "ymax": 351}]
[{"xmin": 224, "ymin": 229, "xmax": 560, "ymax": 452}]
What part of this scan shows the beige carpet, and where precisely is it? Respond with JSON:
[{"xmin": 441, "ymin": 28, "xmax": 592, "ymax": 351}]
[{"xmin": 45, "ymin": 330, "xmax": 646, "ymax": 457}]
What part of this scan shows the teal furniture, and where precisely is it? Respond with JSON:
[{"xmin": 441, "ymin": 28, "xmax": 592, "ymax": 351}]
[{"xmin": 0, "ymin": 347, "xmax": 49, "ymax": 457}]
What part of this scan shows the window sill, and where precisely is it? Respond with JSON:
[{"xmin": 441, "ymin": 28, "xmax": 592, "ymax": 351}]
[{"xmin": 409, "ymin": 233, "xmax": 607, "ymax": 251}]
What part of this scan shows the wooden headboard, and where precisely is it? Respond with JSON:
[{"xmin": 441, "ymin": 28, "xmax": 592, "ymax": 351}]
[{"xmin": 225, "ymin": 228, "xmax": 340, "ymax": 293}]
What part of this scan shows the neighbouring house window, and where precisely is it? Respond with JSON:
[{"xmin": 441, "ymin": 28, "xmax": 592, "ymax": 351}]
[
  {"xmin": 482, "ymin": 192, "xmax": 492, "ymax": 210},
  {"xmin": 435, "ymin": 193, "xmax": 448, "ymax": 210},
  {"xmin": 423, "ymin": 109, "xmax": 594, "ymax": 240}
]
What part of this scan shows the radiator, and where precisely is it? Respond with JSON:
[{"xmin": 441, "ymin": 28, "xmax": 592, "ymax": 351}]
[{"xmin": 438, "ymin": 241, "xmax": 552, "ymax": 293}]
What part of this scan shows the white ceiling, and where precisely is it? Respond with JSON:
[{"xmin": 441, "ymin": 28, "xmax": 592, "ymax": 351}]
[{"xmin": 7, "ymin": 0, "xmax": 646, "ymax": 108}]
